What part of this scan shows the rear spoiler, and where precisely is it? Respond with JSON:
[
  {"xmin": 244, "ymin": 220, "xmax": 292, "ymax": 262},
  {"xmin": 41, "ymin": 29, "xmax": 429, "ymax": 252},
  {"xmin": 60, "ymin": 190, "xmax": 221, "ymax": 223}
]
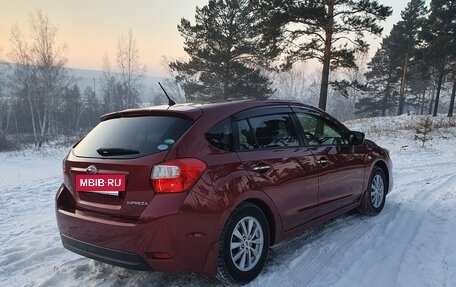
[{"xmin": 100, "ymin": 107, "xmax": 202, "ymax": 122}]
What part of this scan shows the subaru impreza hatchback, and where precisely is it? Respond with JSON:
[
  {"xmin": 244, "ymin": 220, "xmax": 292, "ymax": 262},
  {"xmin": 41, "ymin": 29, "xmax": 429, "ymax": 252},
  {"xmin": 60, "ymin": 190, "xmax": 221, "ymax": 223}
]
[{"xmin": 56, "ymin": 100, "xmax": 393, "ymax": 284}]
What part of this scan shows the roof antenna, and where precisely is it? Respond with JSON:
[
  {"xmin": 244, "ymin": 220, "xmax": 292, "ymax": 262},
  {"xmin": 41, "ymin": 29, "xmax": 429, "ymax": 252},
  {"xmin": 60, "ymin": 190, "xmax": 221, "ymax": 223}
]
[{"xmin": 158, "ymin": 82, "xmax": 176, "ymax": 107}]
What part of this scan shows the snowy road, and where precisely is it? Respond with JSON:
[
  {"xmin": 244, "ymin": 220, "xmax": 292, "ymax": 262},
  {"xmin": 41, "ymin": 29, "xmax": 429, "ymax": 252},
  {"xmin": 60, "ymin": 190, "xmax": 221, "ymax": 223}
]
[{"xmin": 1, "ymin": 117, "xmax": 455, "ymax": 287}]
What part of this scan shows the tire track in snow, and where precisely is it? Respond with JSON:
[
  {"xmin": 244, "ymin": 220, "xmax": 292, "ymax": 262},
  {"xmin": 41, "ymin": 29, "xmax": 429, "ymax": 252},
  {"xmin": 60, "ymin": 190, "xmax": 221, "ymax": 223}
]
[
  {"xmin": 329, "ymin": 171, "xmax": 456, "ymax": 287},
  {"xmin": 396, "ymin": 173, "xmax": 456, "ymax": 287},
  {"xmin": 253, "ymin": 212, "xmax": 384, "ymax": 287},
  {"xmin": 0, "ymin": 177, "xmax": 69, "ymax": 286},
  {"xmin": 254, "ymin": 166, "xmax": 456, "ymax": 287}
]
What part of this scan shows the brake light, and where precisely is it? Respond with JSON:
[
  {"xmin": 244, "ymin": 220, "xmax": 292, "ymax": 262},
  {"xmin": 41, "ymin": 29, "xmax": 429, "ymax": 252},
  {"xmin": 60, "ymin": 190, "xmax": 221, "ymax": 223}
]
[{"xmin": 151, "ymin": 158, "xmax": 206, "ymax": 193}]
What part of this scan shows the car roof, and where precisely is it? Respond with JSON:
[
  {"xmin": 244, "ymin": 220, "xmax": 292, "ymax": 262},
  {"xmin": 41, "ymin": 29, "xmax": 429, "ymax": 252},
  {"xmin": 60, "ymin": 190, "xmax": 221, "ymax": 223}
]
[{"xmin": 100, "ymin": 100, "xmax": 321, "ymax": 121}]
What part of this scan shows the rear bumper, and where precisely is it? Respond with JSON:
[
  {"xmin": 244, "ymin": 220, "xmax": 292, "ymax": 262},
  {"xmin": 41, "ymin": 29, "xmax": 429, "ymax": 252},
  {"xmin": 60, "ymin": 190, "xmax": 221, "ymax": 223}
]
[
  {"xmin": 61, "ymin": 234, "xmax": 152, "ymax": 271},
  {"xmin": 55, "ymin": 183, "xmax": 222, "ymax": 276}
]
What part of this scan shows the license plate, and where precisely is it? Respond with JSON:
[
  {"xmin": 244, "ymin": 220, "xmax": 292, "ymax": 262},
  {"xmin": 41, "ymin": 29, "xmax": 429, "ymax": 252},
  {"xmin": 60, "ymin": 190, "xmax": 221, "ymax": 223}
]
[{"xmin": 75, "ymin": 174, "xmax": 126, "ymax": 192}]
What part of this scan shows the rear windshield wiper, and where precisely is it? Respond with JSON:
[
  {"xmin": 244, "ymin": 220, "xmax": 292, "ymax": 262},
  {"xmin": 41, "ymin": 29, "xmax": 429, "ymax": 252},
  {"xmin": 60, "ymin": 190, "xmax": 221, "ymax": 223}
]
[{"xmin": 96, "ymin": 148, "xmax": 140, "ymax": 156}]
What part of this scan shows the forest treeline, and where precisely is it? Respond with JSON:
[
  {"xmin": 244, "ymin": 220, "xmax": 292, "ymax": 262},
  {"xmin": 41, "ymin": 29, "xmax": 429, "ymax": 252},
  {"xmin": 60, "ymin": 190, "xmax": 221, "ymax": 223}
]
[{"xmin": 0, "ymin": 0, "xmax": 455, "ymax": 149}]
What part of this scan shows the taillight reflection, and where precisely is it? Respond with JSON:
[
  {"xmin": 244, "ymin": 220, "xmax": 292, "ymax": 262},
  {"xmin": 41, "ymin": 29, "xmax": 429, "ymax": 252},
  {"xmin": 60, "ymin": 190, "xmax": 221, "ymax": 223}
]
[{"xmin": 151, "ymin": 158, "xmax": 206, "ymax": 193}]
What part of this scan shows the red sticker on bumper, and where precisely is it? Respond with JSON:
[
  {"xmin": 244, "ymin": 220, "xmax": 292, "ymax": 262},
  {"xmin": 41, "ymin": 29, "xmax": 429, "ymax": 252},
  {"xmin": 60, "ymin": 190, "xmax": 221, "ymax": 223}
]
[{"xmin": 75, "ymin": 174, "xmax": 126, "ymax": 192}]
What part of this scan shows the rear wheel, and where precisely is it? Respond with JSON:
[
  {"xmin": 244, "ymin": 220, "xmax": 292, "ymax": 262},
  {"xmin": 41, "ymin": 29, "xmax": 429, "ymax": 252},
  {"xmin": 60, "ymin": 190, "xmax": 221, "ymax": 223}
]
[
  {"xmin": 359, "ymin": 167, "xmax": 387, "ymax": 216},
  {"xmin": 217, "ymin": 202, "xmax": 269, "ymax": 284}
]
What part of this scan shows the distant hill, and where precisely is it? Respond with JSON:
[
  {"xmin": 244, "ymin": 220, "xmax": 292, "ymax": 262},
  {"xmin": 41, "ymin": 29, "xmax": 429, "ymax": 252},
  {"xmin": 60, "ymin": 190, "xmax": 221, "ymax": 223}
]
[
  {"xmin": 0, "ymin": 61, "xmax": 166, "ymax": 103},
  {"xmin": 68, "ymin": 67, "xmax": 165, "ymax": 100}
]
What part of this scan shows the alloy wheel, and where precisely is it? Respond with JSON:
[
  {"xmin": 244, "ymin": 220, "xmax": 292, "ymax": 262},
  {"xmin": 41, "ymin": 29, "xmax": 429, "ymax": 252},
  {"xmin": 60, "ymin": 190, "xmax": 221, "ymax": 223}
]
[
  {"xmin": 230, "ymin": 216, "xmax": 264, "ymax": 272},
  {"xmin": 370, "ymin": 174, "xmax": 385, "ymax": 208}
]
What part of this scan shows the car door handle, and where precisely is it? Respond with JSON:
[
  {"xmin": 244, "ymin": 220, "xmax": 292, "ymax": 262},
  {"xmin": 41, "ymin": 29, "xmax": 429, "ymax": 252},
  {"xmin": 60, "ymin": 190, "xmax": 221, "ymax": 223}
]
[
  {"xmin": 317, "ymin": 159, "xmax": 331, "ymax": 165},
  {"xmin": 252, "ymin": 165, "xmax": 271, "ymax": 172}
]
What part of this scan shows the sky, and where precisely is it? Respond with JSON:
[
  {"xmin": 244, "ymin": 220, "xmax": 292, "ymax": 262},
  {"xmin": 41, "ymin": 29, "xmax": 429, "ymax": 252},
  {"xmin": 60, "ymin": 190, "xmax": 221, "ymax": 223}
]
[{"xmin": 0, "ymin": 0, "xmax": 422, "ymax": 76}]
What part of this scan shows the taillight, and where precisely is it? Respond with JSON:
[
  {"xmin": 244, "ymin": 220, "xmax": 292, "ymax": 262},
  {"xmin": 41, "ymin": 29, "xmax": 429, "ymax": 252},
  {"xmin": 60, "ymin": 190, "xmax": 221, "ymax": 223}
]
[{"xmin": 151, "ymin": 158, "xmax": 206, "ymax": 193}]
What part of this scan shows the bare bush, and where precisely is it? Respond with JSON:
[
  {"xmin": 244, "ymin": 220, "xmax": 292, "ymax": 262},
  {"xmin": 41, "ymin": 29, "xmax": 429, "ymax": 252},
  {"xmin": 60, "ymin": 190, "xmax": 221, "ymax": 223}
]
[{"xmin": 0, "ymin": 132, "xmax": 16, "ymax": 151}]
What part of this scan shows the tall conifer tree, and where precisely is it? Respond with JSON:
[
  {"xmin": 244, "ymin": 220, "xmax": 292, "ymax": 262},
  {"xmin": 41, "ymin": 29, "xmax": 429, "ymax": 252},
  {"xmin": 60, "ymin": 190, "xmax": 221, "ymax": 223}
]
[
  {"xmin": 422, "ymin": 0, "xmax": 456, "ymax": 116},
  {"xmin": 394, "ymin": 0, "xmax": 427, "ymax": 115},
  {"xmin": 356, "ymin": 36, "xmax": 400, "ymax": 117},
  {"xmin": 252, "ymin": 0, "xmax": 392, "ymax": 110},
  {"xmin": 170, "ymin": 0, "xmax": 274, "ymax": 102}
]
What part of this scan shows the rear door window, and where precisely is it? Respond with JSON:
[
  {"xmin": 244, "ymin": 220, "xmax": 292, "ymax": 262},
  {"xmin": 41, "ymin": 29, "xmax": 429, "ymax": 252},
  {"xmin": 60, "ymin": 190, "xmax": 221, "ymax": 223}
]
[
  {"xmin": 74, "ymin": 116, "xmax": 192, "ymax": 158},
  {"xmin": 237, "ymin": 113, "xmax": 299, "ymax": 150}
]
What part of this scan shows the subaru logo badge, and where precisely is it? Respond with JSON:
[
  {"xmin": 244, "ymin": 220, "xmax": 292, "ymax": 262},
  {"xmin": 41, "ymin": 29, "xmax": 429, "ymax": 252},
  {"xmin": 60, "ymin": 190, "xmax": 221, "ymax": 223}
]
[{"xmin": 86, "ymin": 165, "xmax": 98, "ymax": 174}]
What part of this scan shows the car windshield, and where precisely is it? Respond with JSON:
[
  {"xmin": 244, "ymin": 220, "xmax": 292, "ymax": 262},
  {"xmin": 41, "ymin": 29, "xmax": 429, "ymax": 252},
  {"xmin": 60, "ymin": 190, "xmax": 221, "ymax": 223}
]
[{"xmin": 74, "ymin": 116, "xmax": 192, "ymax": 159}]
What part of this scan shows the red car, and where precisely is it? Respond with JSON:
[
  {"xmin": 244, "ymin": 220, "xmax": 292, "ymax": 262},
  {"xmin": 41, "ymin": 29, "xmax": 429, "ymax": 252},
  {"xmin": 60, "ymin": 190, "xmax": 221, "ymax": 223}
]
[{"xmin": 56, "ymin": 100, "xmax": 392, "ymax": 284}]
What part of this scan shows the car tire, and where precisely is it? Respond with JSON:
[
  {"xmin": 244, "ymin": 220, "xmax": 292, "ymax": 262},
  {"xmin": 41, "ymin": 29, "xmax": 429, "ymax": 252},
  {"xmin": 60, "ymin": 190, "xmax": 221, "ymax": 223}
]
[
  {"xmin": 216, "ymin": 202, "xmax": 270, "ymax": 284},
  {"xmin": 359, "ymin": 167, "xmax": 387, "ymax": 216}
]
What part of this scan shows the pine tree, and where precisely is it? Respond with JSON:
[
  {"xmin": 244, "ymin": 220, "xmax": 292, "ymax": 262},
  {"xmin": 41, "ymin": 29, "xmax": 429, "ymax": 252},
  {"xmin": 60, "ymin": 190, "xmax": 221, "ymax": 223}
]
[
  {"xmin": 356, "ymin": 36, "xmax": 400, "ymax": 117},
  {"xmin": 169, "ymin": 0, "xmax": 274, "ymax": 102},
  {"xmin": 359, "ymin": 0, "xmax": 430, "ymax": 117},
  {"xmin": 60, "ymin": 84, "xmax": 82, "ymax": 134},
  {"xmin": 81, "ymin": 86, "xmax": 101, "ymax": 130},
  {"xmin": 421, "ymin": 0, "xmax": 456, "ymax": 116},
  {"xmin": 448, "ymin": 71, "xmax": 456, "ymax": 117},
  {"xmin": 405, "ymin": 55, "xmax": 432, "ymax": 115},
  {"xmin": 393, "ymin": 0, "xmax": 427, "ymax": 115},
  {"xmin": 414, "ymin": 116, "xmax": 433, "ymax": 148},
  {"xmin": 252, "ymin": 0, "xmax": 392, "ymax": 111}
]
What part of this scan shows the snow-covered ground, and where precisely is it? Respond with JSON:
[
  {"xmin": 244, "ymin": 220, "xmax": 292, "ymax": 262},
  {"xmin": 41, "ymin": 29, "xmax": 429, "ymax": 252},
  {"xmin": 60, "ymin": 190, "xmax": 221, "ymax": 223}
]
[{"xmin": 1, "ymin": 115, "xmax": 455, "ymax": 287}]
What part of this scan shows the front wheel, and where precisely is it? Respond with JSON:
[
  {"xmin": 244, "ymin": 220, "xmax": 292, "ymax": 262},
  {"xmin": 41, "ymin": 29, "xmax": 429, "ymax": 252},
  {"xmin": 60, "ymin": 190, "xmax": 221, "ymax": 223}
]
[
  {"xmin": 217, "ymin": 202, "xmax": 270, "ymax": 284},
  {"xmin": 359, "ymin": 167, "xmax": 387, "ymax": 216}
]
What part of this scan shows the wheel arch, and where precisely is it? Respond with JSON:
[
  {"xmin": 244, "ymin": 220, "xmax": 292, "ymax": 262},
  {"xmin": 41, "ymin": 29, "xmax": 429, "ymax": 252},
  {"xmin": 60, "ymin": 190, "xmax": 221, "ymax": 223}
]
[
  {"xmin": 201, "ymin": 191, "xmax": 283, "ymax": 276},
  {"xmin": 243, "ymin": 198, "xmax": 277, "ymax": 246},
  {"xmin": 217, "ymin": 190, "xmax": 283, "ymax": 247}
]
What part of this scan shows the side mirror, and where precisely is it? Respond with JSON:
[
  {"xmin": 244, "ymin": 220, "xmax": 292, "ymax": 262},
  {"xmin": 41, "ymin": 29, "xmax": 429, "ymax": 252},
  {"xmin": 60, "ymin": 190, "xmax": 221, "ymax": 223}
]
[{"xmin": 349, "ymin": 131, "xmax": 365, "ymax": 145}]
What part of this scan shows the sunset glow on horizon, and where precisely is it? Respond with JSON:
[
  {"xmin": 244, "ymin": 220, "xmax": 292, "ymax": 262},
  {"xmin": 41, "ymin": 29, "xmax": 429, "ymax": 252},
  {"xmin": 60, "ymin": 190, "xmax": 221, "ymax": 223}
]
[{"xmin": 0, "ymin": 0, "xmax": 414, "ymax": 76}]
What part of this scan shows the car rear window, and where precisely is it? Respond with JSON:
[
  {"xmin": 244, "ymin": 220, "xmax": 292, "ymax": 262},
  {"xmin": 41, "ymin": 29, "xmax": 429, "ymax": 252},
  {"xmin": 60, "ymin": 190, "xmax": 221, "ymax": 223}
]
[{"xmin": 74, "ymin": 116, "xmax": 192, "ymax": 158}]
